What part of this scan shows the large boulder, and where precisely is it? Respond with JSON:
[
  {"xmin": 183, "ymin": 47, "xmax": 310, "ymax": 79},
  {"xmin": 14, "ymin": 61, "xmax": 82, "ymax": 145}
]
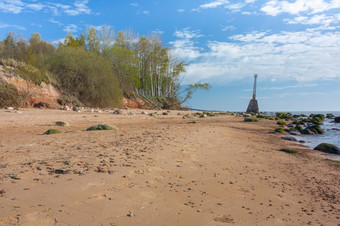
[
  {"xmin": 334, "ymin": 117, "xmax": 340, "ymax": 123},
  {"xmin": 314, "ymin": 143, "xmax": 340, "ymax": 155}
]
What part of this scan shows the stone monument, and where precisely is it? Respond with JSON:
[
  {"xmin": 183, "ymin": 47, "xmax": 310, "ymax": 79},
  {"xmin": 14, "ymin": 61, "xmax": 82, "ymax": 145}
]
[{"xmin": 246, "ymin": 74, "xmax": 259, "ymax": 113}]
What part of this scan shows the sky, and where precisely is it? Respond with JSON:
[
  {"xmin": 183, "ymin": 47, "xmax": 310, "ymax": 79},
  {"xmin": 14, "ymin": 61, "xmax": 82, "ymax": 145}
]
[{"xmin": 0, "ymin": 0, "xmax": 340, "ymax": 112}]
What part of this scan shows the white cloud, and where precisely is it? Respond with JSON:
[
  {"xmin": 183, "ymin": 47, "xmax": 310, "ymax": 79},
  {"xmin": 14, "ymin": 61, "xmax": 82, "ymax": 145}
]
[
  {"xmin": 130, "ymin": 2, "xmax": 138, "ymax": 7},
  {"xmin": 171, "ymin": 30, "xmax": 340, "ymax": 84},
  {"xmin": 30, "ymin": 23, "xmax": 42, "ymax": 27},
  {"xmin": 49, "ymin": 18, "xmax": 63, "ymax": 26},
  {"xmin": 142, "ymin": 10, "xmax": 150, "ymax": 15},
  {"xmin": 199, "ymin": 0, "xmax": 229, "ymax": 9},
  {"xmin": 152, "ymin": 29, "xmax": 164, "ymax": 35},
  {"xmin": 284, "ymin": 14, "xmax": 340, "ymax": 28},
  {"xmin": 174, "ymin": 28, "xmax": 203, "ymax": 39},
  {"xmin": 26, "ymin": 3, "xmax": 44, "ymax": 11},
  {"xmin": 0, "ymin": 0, "xmax": 92, "ymax": 16},
  {"xmin": 221, "ymin": 25, "xmax": 235, "ymax": 31},
  {"xmin": 243, "ymin": 83, "xmax": 318, "ymax": 91},
  {"xmin": 170, "ymin": 28, "xmax": 203, "ymax": 61},
  {"xmin": 177, "ymin": 9, "xmax": 185, "ymax": 13},
  {"xmin": 0, "ymin": 21, "xmax": 26, "ymax": 30},
  {"xmin": 261, "ymin": 0, "xmax": 340, "ymax": 16},
  {"xmin": 0, "ymin": 0, "xmax": 24, "ymax": 14},
  {"xmin": 64, "ymin": 0, "xmax": 91, "ymax": 15},
  {"xmin": 194, "ymin": 0, "xmax": 255, "ymax": 12},
  {"xmin": 63, "ymin": 24, "xmax": 78, "ymax": 33}
]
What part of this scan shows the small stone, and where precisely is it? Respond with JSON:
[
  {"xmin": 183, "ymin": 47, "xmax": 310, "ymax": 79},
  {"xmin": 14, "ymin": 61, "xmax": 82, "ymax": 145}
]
[
  {"xmin": 127, "ymin": 212, "xmax": 134, "ymax": 217},
  {"xmin": 54, "ymin": 169, "xmax": 67, "ymax": 174},
  {"xmin": 281, "ymin": 136, "xmax": 298, "ymax": 141}
]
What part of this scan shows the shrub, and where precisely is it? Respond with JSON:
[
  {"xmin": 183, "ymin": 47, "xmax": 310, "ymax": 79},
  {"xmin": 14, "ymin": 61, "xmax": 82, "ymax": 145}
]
[
  {"xmin": 56, "ymin": 121, "xmax": 68, "ymax": 126},
  {"xmin": 280, "ymin": 148, "xmax": 298, "ymax": 154},
  {"xmin": 274, "ymin": 128, "xmax": 285, "ymax": 133},
  {"xmin": 86, "ymin": 124, "xmax": 116, "ymax": 131},
  {"xmin": 44, "ymin": 129, "xmax": 62, "ymax": 135},
  {"xmin": 244, "ymin": 118, "xmax": 259, "ymax": 122},
  {"xmin": 0, "ymin": 83, "xmax": 24, "ymax": 107},
  {"xmin": 277, "ymin": 121, "xmax": 287, "ymax": 126},
  {"xmin": 49, "ymin": 47, "xmax": 123, "ymax": 107}
]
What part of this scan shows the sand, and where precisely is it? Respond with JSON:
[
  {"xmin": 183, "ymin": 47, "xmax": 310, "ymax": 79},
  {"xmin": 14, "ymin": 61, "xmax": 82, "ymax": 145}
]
[{"xmin": 0, "ymin": 109, "xmax": 339, "ymax": 226}]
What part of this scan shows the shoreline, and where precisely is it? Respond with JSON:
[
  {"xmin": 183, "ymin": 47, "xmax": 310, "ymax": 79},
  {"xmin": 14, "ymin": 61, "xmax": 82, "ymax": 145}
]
[{"xmin": 0, "ymin": 108, "xmax": 339, "ymax": 225}]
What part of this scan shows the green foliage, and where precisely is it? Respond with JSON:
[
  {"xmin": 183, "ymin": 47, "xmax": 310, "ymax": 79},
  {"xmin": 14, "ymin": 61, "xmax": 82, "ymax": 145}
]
[
  {"xmin": 49, "ymin": 47, "xmax": 123, "ymax": 107},
  {"xmin": 256, "ymin": 114, "xmax": 266, "ymax": 118},
  {"xmin": 0, "ymin": 83, "xmax": 24, "ymax": 107},
  {"xmin": 274, "ymin": 128, "xmax": 285, "ymax": 133},
  {"xmin": 277, "ymin": 121, "xmax": 287, "ymax": 126},
  {"xmin": 108, "ymin": 46, "xmax": 140, "ymax": 92},
  {"xmin": 0, "ymin": 29, "xmax": 193, "ymax": 109},
  {"xmin": 244, "ymin": 118, "xmax": 259, "ymax": 122},
  {"xmin": 86, "ymin": 124, "xmax": 116, "ymax": 131},
  {"xmin": 326, "ymin": 113, "xmax": 335, "ymax": 119},
  {"xmin": 0, "ymin": 59, "xmax": 50, "ymax": 85},
  {"xmin": 280, "ymin": 148, "xmax": 298, "ymax": 154},
  {"xmin": 44, "ymin": 129, "xmax": 62, "ymax": 135},
  {"xmin": 308, "ymin": 125, "xmax": 325, "ymax": 134},
  {"xmin": 276, "ymin": 112, "xmax": 292, "ymax": 120},
  {"xmin": 56, "ymin": 121, "xmax": 68, "ymax": 126}
]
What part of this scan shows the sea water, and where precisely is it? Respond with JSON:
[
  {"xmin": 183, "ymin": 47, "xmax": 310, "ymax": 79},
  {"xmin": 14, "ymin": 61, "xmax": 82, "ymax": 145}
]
[{"xmin": 290, "ymin": 112, "xmax": 340, "ymax": 160}]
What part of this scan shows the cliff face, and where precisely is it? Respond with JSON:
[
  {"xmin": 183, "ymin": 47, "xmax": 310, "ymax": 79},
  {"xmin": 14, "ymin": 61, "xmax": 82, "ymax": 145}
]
[
  {"xmin": 0, "ymin": 65, "xmax": 61, "ymax": 108},
  {"xmin": 0, "ymin": 64, "xmax": 152, "ymax": 109}
]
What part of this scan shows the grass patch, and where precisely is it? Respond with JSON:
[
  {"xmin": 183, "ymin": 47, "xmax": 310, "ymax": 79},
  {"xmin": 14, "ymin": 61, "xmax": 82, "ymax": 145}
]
[
  {"xmin": 187, "ymin": 121, "xmax": 197, "ymax": 124},
  {"xmin": 280, "ymin": 148, "xmax": 298, "ymax": 154},
  {"xmin": 277, "ymin": 121, "xmax": 287, "ymax": 126},
  {"xmin": 44, "ymin": 129, "xmax": 62, "ymax": 135},
  {"xmin": 86, "ymin": 124, "xmax": 116, "ymax": 131},
  {"xmin": 55, "ymin": 121, "xmax": 68, "ymax": 126},
  {"xmin": 0, "ymin": 83, "xmax": 24, "ymax": 107},
  {"xmin": 274, "ymin": 128, "xmax": 285, "ymax": 133},
  {"xmin": 244, "ymin": 118, "xmax": 259, "ymax": 122}
]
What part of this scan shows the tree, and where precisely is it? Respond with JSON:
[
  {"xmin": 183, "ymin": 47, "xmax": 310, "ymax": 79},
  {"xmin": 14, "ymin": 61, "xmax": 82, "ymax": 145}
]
[
  {"xmin": 86, "ymin": 28, "xmax": 100, "ymax": 53},
  {"xmin": 176, "ymin": 83, "xmax": 211, "ymax": 104},
  {"xmin": 49, "ymin": 46, "xmax": 123, "ymax": 107}
]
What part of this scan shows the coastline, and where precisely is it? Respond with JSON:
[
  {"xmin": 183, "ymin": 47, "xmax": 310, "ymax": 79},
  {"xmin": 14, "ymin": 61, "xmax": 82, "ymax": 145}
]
[{"xmin": 0, "ymin": 108, "xmax": 339, "ymax": 225}]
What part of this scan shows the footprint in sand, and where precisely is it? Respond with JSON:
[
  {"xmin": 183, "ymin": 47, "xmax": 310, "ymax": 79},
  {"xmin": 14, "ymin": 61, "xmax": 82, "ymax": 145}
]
[{"xmin": 213, "ymin": 215, "xmax": 234, "ymax": 223}]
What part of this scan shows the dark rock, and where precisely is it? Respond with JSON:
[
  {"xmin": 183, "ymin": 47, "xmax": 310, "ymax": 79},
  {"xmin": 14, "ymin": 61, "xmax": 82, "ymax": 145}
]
[
  {"xmin": 334, "ymin": 117, "xmax": 340, "ymax": 123},
  {"xmin": 295, "ymin": 125, "xmax": 303, "ymax": 131},
  {"xmin": 314, "ymin": 143, "xmax": 340, "ymax": 155},
  {"xmin": 326, "ymin": 113, "xmax": 335, "ymax": 119},
  {"xmin": 302, "ymin": 125, "xmax": 324, "ymax": 135},
  {"xmin": 54, "ymin": 169, "xmax": 67, "ymax": 174},
  {"xmin": 34, "ymin": 102, "xmax": 50, "ymax": 108},
  {"xmin": 281, "ymin": 136, "xmax": 298, "ymax": 141},
  {"xmin": 332, "ymin": 128, "xmax": 340, "ymax": 131},
  {"xmin": 289, "ymin": 131, "xmax": 301, "ymax": 136},
  {"xmin": 308, "ymin": 125, "xmax": 325, "ymax": 134},
  {"xmin": 301, "ymin": 129, "xmax": 314, "ymax": 135}
]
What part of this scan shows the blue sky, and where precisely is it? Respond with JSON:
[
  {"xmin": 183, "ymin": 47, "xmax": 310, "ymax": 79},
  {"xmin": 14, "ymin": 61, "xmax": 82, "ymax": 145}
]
[{"xmin": 1, "ymin": 0, "xmax": 340, "ymax": 111}]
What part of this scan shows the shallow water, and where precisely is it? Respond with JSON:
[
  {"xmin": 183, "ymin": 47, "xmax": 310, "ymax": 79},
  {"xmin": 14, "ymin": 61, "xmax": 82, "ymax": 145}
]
[{"xmin": 290, "ymin": 112, "xmax": 340, "ymax": 160}]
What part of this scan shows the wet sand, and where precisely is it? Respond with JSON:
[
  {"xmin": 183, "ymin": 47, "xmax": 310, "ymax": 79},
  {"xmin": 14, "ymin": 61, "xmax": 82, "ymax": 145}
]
[{"xmin": 0, "ymin": 109, "xmax": 339, "ymax": 225}]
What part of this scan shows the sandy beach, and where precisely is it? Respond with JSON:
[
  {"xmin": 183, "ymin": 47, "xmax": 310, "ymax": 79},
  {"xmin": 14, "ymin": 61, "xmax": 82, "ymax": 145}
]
[{"xmin": 0, "ymin": 109, "xmax": 339, "ymax": 226}]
